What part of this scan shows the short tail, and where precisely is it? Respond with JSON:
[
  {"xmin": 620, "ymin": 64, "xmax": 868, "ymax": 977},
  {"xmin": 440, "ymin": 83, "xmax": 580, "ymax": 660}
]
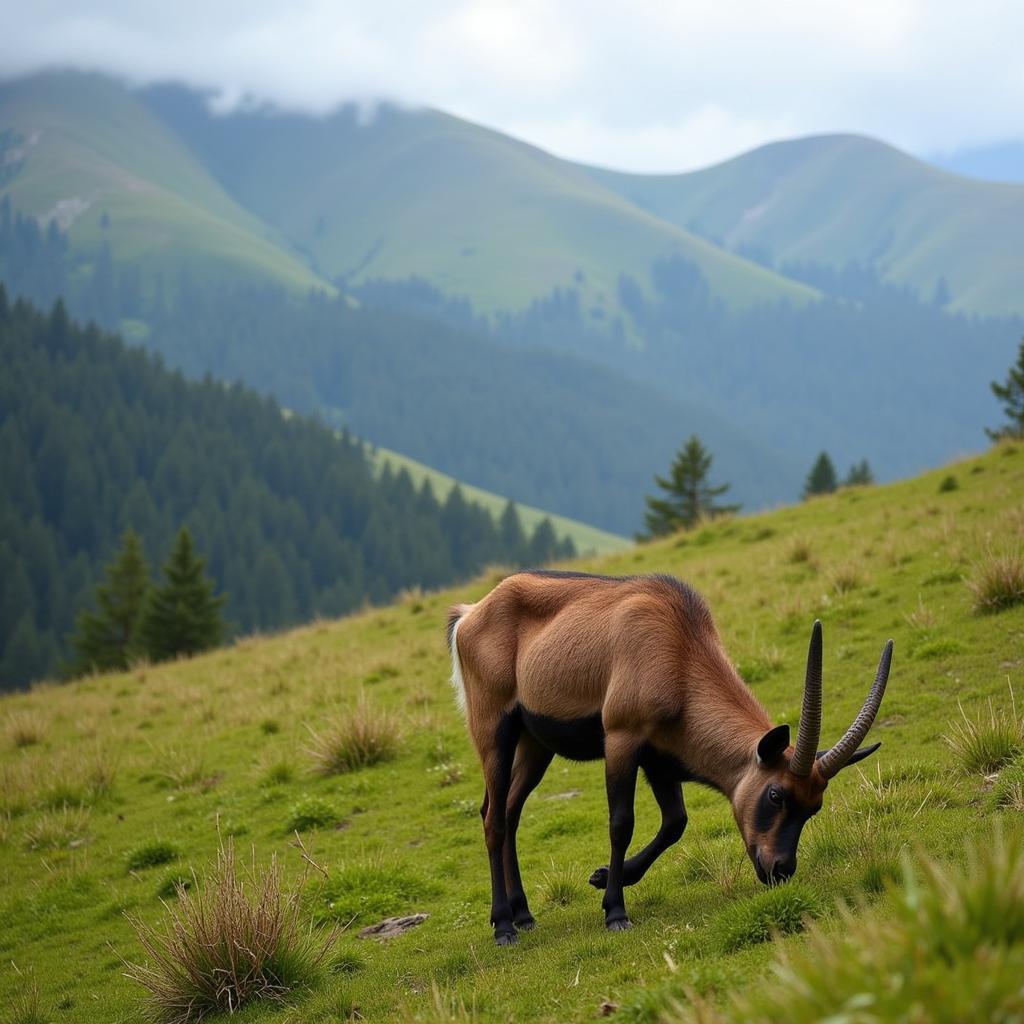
[{"xmin": 447, "ymin": 604, "xmax": 471, "ymax": 716}]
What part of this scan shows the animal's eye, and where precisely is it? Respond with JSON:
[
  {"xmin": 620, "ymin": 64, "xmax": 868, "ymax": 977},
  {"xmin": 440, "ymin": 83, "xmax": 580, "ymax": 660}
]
[{"xmin": 768, "ymin": 786, "xmax": 784, "ymax": 806}]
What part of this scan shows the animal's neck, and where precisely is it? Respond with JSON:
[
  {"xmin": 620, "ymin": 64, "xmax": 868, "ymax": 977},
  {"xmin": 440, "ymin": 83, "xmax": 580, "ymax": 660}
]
[{"xmin": 675, "ymin": 651, "xmax": 773, "ymax": 799}]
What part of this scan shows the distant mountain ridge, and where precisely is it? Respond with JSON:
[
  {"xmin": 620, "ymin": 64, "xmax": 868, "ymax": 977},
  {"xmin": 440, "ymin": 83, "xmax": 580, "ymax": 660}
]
[{"xmin": 584, "ymin": 134, "xmax": 1024, "ymax": 315}]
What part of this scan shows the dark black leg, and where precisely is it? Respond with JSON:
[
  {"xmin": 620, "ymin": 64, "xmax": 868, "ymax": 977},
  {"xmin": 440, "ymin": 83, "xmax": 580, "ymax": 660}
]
[
  {"xmin": 590, "ymin": 767, "xmax": 686, "ymax": 890},
  {"xmin": 504, "ymin": 733, "xmax": 554, "ymax": 930},
  {"xmin": 481, "ymin": 711, "xmax": 522, "ymax": 945},
  {"xmin": 602, "ymin": 732, "xmax": 639, "ymax": 930}
]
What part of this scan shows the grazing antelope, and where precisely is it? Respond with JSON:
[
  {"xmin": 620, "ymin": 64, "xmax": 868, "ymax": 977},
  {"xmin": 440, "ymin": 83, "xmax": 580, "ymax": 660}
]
[{"xmin": 448, "ymin": 570, "xmax": 892, "ymax": 945}]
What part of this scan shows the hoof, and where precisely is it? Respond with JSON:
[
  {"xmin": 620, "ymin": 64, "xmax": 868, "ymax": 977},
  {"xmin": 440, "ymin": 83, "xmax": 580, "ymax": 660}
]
[
  {"xmin": 514, "ymin": 913, "xmax": 536, "ymax": 930},
  {"xmin": 606, "ymin": 916, "xmax": 632, "ymax": 932},
  {"xmin": 495, "ymin": 928, "xmax": 519, "ymax": 946},
  {"xmin": 589, "ymin": 866, "xmax": 609, "ymax": 889}
]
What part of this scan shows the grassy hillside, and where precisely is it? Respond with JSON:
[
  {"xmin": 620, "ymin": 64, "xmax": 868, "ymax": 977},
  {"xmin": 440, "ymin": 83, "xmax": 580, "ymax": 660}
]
[
  {"xmin": 0, "ymin": 73, "xmax": 331, "ymax": 295},
  {"xmin": 2, "ymin": 442, "xmax": 1022, "ymax": 1021},
  {"xmin": 143, "ymin": 85, "xmax": 816, "ymax": 319},
  {"xmin": 586, "ymin": 134, "xmax": 1024, "ymax": 315},
  {"xmin": 368, "ymin": 445, "xmax": 630, "ymax": 556}
]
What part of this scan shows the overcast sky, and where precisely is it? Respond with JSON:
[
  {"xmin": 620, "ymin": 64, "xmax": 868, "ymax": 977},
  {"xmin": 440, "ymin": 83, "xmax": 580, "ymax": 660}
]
[{"xmin": 2, "ymin": 1, "xmax": 1021, "ymax": 172}]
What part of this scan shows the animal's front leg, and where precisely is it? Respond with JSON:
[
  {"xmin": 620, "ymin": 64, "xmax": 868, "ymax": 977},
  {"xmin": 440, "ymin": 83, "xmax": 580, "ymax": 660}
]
[
  {"xmin": 590, "ymin": 769, "xmax": 686, "ymax": 889},
  {"xmin": 601, "ymin": 731, "xmax": 640, "ymax": 930}
]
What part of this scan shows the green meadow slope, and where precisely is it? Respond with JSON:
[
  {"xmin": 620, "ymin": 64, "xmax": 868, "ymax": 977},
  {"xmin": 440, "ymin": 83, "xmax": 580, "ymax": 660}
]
[
  {"xmin": 586, "ymin": 134, "xmax": 1024, "ymax": 315},
  {"xmin": 2, "ymin": 443, "xmax": 1022, "ymax": 1021},
  {"xmin": 0, "ymin": 73, "xmax": 331, "ymax": 294},
  {"xmin": 143, "ymin": 85, "xmax": 816, "ymax": 318},
  {"xmin": 368, "ymin": 445, "xmax": 630, "ymax": 556}
]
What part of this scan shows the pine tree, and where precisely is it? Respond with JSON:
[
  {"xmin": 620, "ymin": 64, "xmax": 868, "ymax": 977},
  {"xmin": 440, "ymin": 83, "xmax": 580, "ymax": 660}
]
[
  {"xmin": 140, "ymin": 527, "xmax": 225, "ymax": 662},
  {"xmin": 803, "ymin": 452, "xmax": 838, "ymax": 498},
  {"xmin": 844, "ymin": 459, "xmax": 874, "ymax": 486},
  {"xmin": 642, "ymin": 435, "xmax": 739, "ymax": 539},
  {"xmin": 69, "ymin": 529, "xmax": 150, "ymax": 676},
  {"xmin": 499, "ymin": 499, "xmax": 527, "ymax": 565},
  {"xmin": 987, "ymin": 337, "xmax": 1024, "ymax": 440}
]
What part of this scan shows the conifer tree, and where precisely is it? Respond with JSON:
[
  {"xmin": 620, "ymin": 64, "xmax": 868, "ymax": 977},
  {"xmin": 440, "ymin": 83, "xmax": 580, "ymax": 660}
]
[
  {"xmin": 803, "ymin": 452, "xmax": 838, "ymax": 498},
  {"xmin": 642, "ymin": 435, "xmax": 739, "ymax": 539},
  {"xmin": 844, "ymin": 459, "xmax": 874, "ymax": 486},
  {"xmin": 140, "ymin": 527, "xmax": 225, "ymax": 662},
  {"xmin": 499, "ymin": 499, "xmax": 527, "ymax": 564},
  {"xmin": 987, "ymin": 337, "xmax": 1024, "ymax": 440},
  {"xmin": 70, "ymin": 529, "xmax": 150, "ymax": 675}
]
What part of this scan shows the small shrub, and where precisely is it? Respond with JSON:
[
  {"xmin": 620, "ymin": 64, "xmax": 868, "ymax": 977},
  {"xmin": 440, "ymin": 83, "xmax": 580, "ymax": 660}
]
[
  {"xmin": 540, "ymin": 861, "xmax": 584, "ymax": 906},
  {"xmin": 968, "ymin": 549, "xmax": 1024, "ymax": 613},
  {"xmin": 259, "ymin": 760, "xmax": 295, "ymax": 788},
  {"xmin": 680, "ymin": 837, "xmax": 745, "ymax": 895},
  {"xmin": 911, "ymin": 637, "xmax": 967, "ymax": 661},
  {"xmin": 286, "ymin": 796, "xmax": 338, "ymax": 833},
  {"xmin": 124, "ymin": 839, "xmax": 336, "ymax": 1022},
  {"xmin": 24, "ymin": 805, "xmax": 91, "ymax": 851},
  {"xmin": 938, "ymin": 474, "xmax": 959, "ymax": 492},
  {"xmin": 306, "ymin": 695, "xmax": 400, "ymax": 775},
  {"xmin": 157, "ymin": 872, "xmax": 195, "ymax": 900},
  {"xmin": 6, "ymin": 969, "xmax": 47, "ymax": 1024},
  {"xmin": 127, "ymin": 841, "xmax": 180, "ymax": 872},
  {"xmin": 944, "ymin": 688, "xmax": 1023, "ymax": 775},
  {"xmin": 713, "ymin": 882, "xmax": 824, "ymax": 952},
  {"xmin": 989, "ymin": 754, "xmax": 1024, "ymax": 811},
  {"xmin": 684, "ymin": 831, "xmax": 1024, "ymax": 1024},
  {"xmin": 6, "ymin": 710, "xmax": 46, "ymax": 749},
  {"xmin": 260, "ymin": 719, "xmax": 281, "ymax": 735},
  {"xmin": 329, "ymin": 950, "xmax": 367, "ymax": 975},
  {"xmin": 829, "ymin": 562, "xmax": 863, "ymax": 594},
  {"xmin": 786, "ymin": 536, "xmax": 813, "ymax": 564}
]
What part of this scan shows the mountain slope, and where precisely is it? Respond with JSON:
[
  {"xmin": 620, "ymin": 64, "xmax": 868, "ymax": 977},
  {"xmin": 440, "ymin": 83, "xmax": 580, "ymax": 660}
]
[
  {"xmin": 1, "ymin": 442, "xmax": 1020, "ymax": 1020},
  {"xmin": 0, "ymin": 72, "xmax": 331, "ymax": 294},
  {"xmin": 142, "ymin": 84, "xmax": 816, "ymax": 318},
  {"xmin": 368, "ymin": 445, "xmax": 629, "ymax": 556},
  {"xmin": 586, "ymin": 134, "xmax": 1024, "ymax": 315}
]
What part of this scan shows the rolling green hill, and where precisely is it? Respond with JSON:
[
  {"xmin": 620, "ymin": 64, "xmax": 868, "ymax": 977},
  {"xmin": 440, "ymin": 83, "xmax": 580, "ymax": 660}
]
[
  {"xmin": 0, "ymin": 73, "xmax": 331, "ymax": 295},
  {"xmin": 368, "ymin": 445, "xmax": 630, "ymax": 556},
  {"xmin": 585, "ymin": 134, "xmax": 1024, "ymax": 315},
  {"xmin": 1, "ymin": 442, "xmax": 1021, "ymax": 1021},
  {"xmin": 143, "ymin": 86, "xmax": 815, "ymax": 322}
]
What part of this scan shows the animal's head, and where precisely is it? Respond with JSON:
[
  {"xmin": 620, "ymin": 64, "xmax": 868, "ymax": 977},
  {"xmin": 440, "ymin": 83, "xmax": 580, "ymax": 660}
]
[{"xmin": 731, "ymin": 620, "xmax": 893, "ymax": 885}]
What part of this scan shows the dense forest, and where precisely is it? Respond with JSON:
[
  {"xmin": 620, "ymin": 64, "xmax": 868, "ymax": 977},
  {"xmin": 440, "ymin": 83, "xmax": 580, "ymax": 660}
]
[
  {"xmin": 3, "ymin": 196, "xmax": 1019, "ymax": 537},
  {"xmin": 0, "ymin": 290, "xmax": 573, "ymax": 689},
  {"xmin": 0, "ymin": 197, "xmax": 793, "ymax": 532}
]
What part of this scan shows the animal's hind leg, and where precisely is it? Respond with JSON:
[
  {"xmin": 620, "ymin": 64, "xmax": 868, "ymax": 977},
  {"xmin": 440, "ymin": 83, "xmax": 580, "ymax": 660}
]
[
  {"xmin": 504, "ymin": 732, "xmax": 554, "ymax": 930},
  {"xmin": 474, "ymin": 709, "xmax": 522, "ymax": 945},
  {"xmin": 589, "ymin": 766, "xmax": 685, "ymax": 890}
]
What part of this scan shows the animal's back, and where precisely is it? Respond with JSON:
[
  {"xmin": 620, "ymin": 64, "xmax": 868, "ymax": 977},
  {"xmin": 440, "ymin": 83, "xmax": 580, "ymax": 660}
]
[{"xmin": 452, "ymin": 571, "xmax": 715, "ymax": 724}]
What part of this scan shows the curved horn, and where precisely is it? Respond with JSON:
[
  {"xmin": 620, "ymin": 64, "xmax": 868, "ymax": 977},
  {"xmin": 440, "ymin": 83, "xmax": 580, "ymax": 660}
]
[
  {"xmin": 817, "ymin": 639, "xmax": 894, "ymax": 779},
  {"xmin": 789, "ymin": 620, "xmax": 823, "ymax": 776}
]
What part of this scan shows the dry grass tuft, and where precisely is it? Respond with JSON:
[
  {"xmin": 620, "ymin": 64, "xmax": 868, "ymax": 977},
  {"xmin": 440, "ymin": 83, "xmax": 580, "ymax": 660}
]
[
  {"xmin": 968, "ymin": 548, "xmax": 1024, "ymax": 613},
  {"xmin": 785, "ymin": 536, "xmax": 814, "ymax": 565},
  {"xmin": 24, "ymin": 805, "xmax": 91, "ymax": 851},
  {"xmin": 306, "ymin": 694, "xmax": 401, "ymax": 775},
  {"xmin": 944, "ymin": 683, "xmax": 1024, "ymax": 775},
  {"xmin": 829, "ymin": 561, "xmax": 864, "ymax": 594},
  {"xmin": 6, "ymin": 710, "xmax": 46, "ymax": 749},
  {"xmin": 124, "ymin": 839, "xmax": 337, "ymax": 1023}
]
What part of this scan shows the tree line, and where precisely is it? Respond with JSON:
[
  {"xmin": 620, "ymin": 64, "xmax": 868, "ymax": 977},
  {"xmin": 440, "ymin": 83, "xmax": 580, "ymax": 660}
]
[{"xmin": 0, "ymin": 290, "xmax": 573, "ymax": 689}]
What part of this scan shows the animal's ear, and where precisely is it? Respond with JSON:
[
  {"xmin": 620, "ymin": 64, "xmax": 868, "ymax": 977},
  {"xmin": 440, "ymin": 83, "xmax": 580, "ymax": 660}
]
[
  {"xmin": 756, "ymin": 724, "xmax": 791, "ymax": 765},
  {"xmin": 815, "ymin": 741, "xmax": 881, "ymax": 770}
]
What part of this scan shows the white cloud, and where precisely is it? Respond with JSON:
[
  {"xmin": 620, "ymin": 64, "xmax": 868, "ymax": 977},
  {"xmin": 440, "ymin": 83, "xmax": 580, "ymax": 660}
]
[{"xmin": 1, "ymin": 0, "xmax": 1021, "ymax": 171}]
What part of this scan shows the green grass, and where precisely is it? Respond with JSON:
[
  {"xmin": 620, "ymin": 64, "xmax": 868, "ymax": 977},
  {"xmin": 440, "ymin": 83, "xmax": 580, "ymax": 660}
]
[
  {"xmin": 1, "ymin": 442, "xmax": 1022, "ymax": 1021},
  {"xmin": 370, "ymin": 445, "xmax": 630, "ymax": 556}
]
